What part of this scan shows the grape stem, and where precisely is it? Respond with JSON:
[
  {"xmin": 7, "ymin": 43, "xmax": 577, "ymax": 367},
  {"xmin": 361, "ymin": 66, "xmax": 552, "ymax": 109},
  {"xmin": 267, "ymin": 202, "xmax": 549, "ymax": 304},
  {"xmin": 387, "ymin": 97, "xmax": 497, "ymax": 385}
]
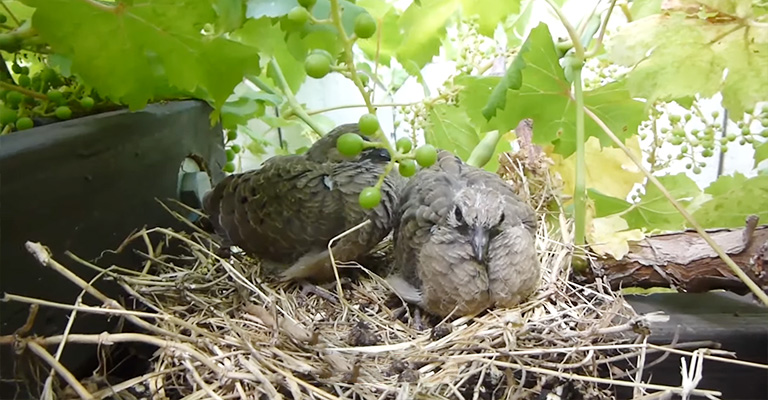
[
  {"xmin": 264, "ymin": 58, "xmax": 327, "ymax": 136},
  {"xmin": 0, "ymin": 81, "xmax": 48, "ymax": 100},
  {"xmin": 584, "ymin": 106, "xmax": 768, "ymax": 307},
  {"xmin": 303, "ymin": 102, "xmax": 419, "ymax": 116},
  {"xmin": 0, "ymin": 0, "xmax": 21, "ymax": 26},
  {"xmin": 585, "ymin": 0, "xmax": 617, "ymax": 58},
  {"xmin": 329, "ymin": 0, "xmax": 397, "ymax": 159}
]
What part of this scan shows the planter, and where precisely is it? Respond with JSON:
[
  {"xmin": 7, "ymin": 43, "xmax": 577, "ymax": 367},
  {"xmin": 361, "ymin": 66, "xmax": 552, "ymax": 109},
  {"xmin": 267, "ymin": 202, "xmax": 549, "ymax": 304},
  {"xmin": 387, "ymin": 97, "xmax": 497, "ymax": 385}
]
[
  {"xmin": 617, "ymin": 292, "xmax": 768, "ymax": 399},
  {"xmin": 0, "ymin": 100, "xmax": 226, "ymax": 397}
]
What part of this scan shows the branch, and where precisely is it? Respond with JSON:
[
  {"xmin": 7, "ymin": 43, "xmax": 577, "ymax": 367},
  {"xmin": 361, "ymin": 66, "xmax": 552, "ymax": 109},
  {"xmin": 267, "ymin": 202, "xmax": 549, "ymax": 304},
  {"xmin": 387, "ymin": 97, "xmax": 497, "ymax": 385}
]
[
  {"xmin": 583, "ymin": 108, "xmax": 768, "ymax": 306},
  {"xmin": 585, "ymin": 0, "xmax": 618, "ymax": 58},
  {"xmin": 262, "ymin": 59, "xmax": 326, "ymax": 136}
]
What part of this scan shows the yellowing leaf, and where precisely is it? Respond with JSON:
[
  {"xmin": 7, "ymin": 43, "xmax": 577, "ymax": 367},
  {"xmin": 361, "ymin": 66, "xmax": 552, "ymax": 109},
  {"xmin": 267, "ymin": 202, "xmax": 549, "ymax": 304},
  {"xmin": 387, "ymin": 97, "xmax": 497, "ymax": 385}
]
[
  {"xmin": 607, "ymin": 9, "xmax": 768, "ymax": 116},
  {"xmin": 548, "ymin": 136, "xmax": 644, "ymax": 200},
  {"xmin": 586, "ymin": 214, "xmax": 645, "ymax": 260}
]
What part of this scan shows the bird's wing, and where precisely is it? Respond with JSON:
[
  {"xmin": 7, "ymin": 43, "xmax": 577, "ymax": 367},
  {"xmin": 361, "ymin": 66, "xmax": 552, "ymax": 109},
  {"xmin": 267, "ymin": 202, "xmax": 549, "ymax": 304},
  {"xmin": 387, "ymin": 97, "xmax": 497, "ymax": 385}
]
[{"xmin": 205, "ymin": 155, "xmax": 347, "ymax": 263}]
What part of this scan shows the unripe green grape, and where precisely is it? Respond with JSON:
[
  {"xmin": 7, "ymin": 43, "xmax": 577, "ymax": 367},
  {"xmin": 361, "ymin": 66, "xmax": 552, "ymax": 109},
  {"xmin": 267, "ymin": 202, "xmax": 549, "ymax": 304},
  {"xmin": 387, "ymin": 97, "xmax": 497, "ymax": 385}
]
[
  {"xmin": 761, "ymin": 118, "xmax": 768, "ymax": 128},
  {"xmin": 298, "ymin": 0, "xmax": 316, "ymax": 8},
  {"xmin": 0, "ymin": 106, "xmax": 17, "ymax": 125},
  {"xmin": 681, "ymin": 145, "xmax": 688, "ymax": 153},
  {"xmin": 693, "ymin": 166, "xmax": 702, "ymax": 174},
  {"xmin": 15, "ymin": 117, "xmax": 33, "ymax": 130},
  {"xmin": 47, "ymin": 90, "xmax": 64, "ymax": 105},
  {"xmin": 685, "ymin": 163, "xmax": 692, "ymax": 169},
  {"xmin": 711, "ymin": 110, "xmax": 719, "ymax": 118},
  {"xmin": 719, "ymin": 138, "xmax": 728, "ymax": 145},
  {"xmin": 80, "ymin": 96, "xmax": 94, "ymax": 110},
  {"xmin": 396, "ymin": 137, "xmax": 413, "ymax": 153},
  {"xmin": 684, "ymin": 113, "xmax": 692, "ymax": 121},
  {"xmin": 305, "ymin": 51, "xmax": 332, "ymax": 79},
  {"xmin": 741, "ymin": 127, "xmax": 751, "ymax": 135},
  {"xmin": 739, "ymin": 138, "xmax": 746, "ymax": 145},
  {"xmin": 223, "ymin": 162, "xmax": 235, "ymax": 173},
  {"xmin": 358, "ymin": 113, "xmax": 379, "ymax": 135},
  {"xmin": 702, "ymin": 149, "xmax": 713, "ymax": 157},
  {"xmin": 745, "ymin": 136, "xmax": 754, "ymax": 144},
  {"xmin": 226, "ymin": 149, "xmax": 236, "ymax": 161},
  {"xmin": 55, "ymin": 106, "xmax": 72, "ymax": 120},
  {"xmin": 17, "ymin": 74, "xmax": 30, "ymax": 88},
  {"xmin": 415, "ymin": 144, "xmax": 438, "ymax": 167},
  {"xmin": 672, "ymin": 127, "xmax": 685, "ymax": 137},
  {"xmin": 11, "ymin": 63, "xmax": 21, "ymax": 74},
  {"xmin": 354, "ymin": 12, "xmax": 377, "ymax": 39},
  {"xmin": 676, "ymin": 154, "xmax": 684, "ymax": 160},
  {"xmin": 722, "ymin": 146, "xmax": 728, "ymax": 153},
  {"xmin": 669, "ymin": 114, "xmax": 681, "ymax": 123},
  {"xmin": 227, "ymin": 130, "xmax": 237, "ymax": 141},
  {"xmin": 700, "ymin": 161, "xmax": 707, "ymax": 167},
  {"xmin": 231, "ymin": 144, "xmax": 242, "ymax": 153},
  {"xmin": 398, "ymin": 159, "xmax": 417, "ymax": 177},
  {"xmin": 761, "ymin": 130, "xmax": 768, "ymax": 138},
  {"xmin": 0, "ymin": 14, "xmax": 6, "ymax": 24},
  {"xmin": 287, "ymin": 6, "xmax": 309, "ymax": 24},
  {"xmin": 745, "ymin": 106, "xmax": 754, "ymax": 115},
  {"xmin": 689, "ymin": 138, "xmax": 699, "ymax": 146},
  {"xmin": 20, "ymin": 66, "xmax": 28, "ymax": 75},
  {"xmin": 358, "ymin": 186, "xmax": 381, "ymax": 209},
  {"xmin": 727, "ymin": 133, "xmax": 737, "ymax": 141},
  {"xmin": 336, "ymin": 132, "xmax": 364, "ymax": 156},
  {"xmin": 661, "ymin": 127, "xmax": 669, "ymax": 133}
]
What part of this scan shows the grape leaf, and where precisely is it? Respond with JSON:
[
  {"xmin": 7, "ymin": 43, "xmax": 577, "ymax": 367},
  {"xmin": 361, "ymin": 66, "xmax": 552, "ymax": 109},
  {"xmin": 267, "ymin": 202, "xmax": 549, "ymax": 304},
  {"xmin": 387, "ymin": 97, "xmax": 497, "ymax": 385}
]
[
  {"xmin": 623, "ymin": 173, "xmax": 701, "ymax": 231},
  {"xmin": 704, "ymin": 171, "xmax": 748, "ymax": 196},
  {"xmin": 504, "ymin": 0, "xmax": 535, "ymax": 47},
  {"xmin": 629, "ymin": 0, "xmax": 663, "ymax": 19},
  {"xmin": 480, "ymin": 23, "xmax": 646, "ymax": 156},
  {"xmin": 396, "ymin": 0, "xmax": 459, "ymax": 73},
  {"xmin": 425, "ymin": 104, "xmax": 510, "ymax": 173},
  {"xmin": 588, "ymin": 189, "xmax": 632, "ymax": 217},
  {"xmin": 607, "ymin": 7, "xmax": 768, "ymax": 116},
  {"xmin": 754, "ymin": 140, "xmax": 768, "ymax": 168},
  {"xmin": 232, "ymin": 18, "xmax": 307, "ymax": 93},
  {"xmin": 692, "ymin": 175, "xmax": 768, "ymax": 228},
  {"xmin": 481, "ymin": 35, "xmax": 527, "ymax": 120},
  {"xmin": 586, "ymin": 215, "xmax": 645, "ymax": 260},
  {"xmin": 549, "ymin": 135, "xmax": 645, "ymax": 201},
  {"xmin": 310, "ymin": 0, "xmax": 367, "ymax": 37},
  {"xmin": 459, "ymin": 0, "xmax": 520, "ymax": 37},
  {"xmin": 357, "ymin": 0, "xmax": 403, "ymax": 65},
  {"xmin": 29, "ymin": 0, "xmax": 261, "ymax": 111}
]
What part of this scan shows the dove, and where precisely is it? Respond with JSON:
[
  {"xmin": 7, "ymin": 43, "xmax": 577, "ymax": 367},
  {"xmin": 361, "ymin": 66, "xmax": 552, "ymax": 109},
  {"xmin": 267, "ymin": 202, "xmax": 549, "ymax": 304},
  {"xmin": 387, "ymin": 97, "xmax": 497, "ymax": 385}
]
[
  {"xmin": 386, "ymin": 150, "xmax": 540, "ymax": 318},
  {"xmin": 202, "ymin": 123, "xmax": 403, "ymax": 282}
]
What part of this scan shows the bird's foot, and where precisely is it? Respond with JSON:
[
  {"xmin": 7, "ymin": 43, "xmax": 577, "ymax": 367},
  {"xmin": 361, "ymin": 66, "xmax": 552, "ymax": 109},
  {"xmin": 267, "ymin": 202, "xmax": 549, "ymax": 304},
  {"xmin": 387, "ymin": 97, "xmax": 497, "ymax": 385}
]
[{"xmin": 297, "ymin": 280, "xmax": 350, "ymax": 304}]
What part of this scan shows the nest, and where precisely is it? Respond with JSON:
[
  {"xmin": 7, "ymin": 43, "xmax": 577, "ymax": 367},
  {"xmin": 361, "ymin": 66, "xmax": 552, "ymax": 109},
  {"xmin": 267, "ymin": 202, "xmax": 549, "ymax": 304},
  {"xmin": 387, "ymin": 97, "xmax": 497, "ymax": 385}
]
[{"xmin": 2, "ymin": 157, "xmax": 755, "ymax": 400}]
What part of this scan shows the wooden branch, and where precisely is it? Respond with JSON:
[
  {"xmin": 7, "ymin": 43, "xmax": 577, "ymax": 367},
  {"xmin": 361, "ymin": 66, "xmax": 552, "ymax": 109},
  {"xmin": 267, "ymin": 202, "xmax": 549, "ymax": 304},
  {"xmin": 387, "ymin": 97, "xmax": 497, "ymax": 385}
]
[{"xmin": 585, "ymin": 219, "xmax": 768, "ymax": 295}]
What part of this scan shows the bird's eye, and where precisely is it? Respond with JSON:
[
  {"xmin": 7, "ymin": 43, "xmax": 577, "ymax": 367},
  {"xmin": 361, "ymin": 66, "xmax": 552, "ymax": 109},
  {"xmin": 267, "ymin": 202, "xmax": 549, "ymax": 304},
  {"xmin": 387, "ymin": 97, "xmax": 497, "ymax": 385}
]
[
  {"xmin": 453, "ymin": 206, "xmax": 464, "ymax": 224},
  {"xmin": 490, "ymin": 213, "xmax": 505, "ymax": 238}
]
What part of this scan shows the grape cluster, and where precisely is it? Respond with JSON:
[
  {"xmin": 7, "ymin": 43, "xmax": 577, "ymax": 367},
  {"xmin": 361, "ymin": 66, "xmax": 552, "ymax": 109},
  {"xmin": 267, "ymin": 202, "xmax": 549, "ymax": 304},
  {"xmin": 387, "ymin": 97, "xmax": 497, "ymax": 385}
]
[
  {"xmin": 223, "ymin": 129, "xmax": 242, "ymax": 173},
  {"xmin": 0, "ymin": 13, "xmax": 112, "ymax": 135},
  {"xmin": 333, "ymin": 113, "xmax": 438, "ymax": 209},
  {"xmin": 450, "ymin": 18, "xmax": 503, "ymax": 75},
  {"xmin": 639, "ymin": 100, "xmax": 768, "ymax": 176}
]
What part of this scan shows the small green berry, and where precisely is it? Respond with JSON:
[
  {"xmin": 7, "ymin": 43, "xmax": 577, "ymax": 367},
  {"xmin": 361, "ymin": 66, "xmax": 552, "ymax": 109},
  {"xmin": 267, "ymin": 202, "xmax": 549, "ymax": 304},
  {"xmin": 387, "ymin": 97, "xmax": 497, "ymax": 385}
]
[
  {"xmin": 358, "ymin": 186, "xmax": 381, "ymax": 209},
  {"xmin": 223, "ymin": 162, "xmax": 236, "ymax": 173},
  {"xmin": 396, "ymin": 137, "xmax": 413, "ymax": 153},
  {"xmin": 398, "ymin": 159, "xmax": 417, "ymax": 177},
  {"xmin": 354, "ymin": 13, "xmax": 377, "ymax": 39},
  {"xmin": 358, "ymin": 113, "xmax": 379, "ymax": 135},
  {"xmin": 415, "ymin": 144, "xmax": 438, "ymax": 167},
  {"xmin": 55, "ymin": 106, "xmax": 72, "ymax": 120},
  {"xmin": 336, "ymin": 132, "xmax": 365, "ymax": 156},
  {"xmin": 227, "ymin": 130, "xmax": 237, "ymax": 141}
]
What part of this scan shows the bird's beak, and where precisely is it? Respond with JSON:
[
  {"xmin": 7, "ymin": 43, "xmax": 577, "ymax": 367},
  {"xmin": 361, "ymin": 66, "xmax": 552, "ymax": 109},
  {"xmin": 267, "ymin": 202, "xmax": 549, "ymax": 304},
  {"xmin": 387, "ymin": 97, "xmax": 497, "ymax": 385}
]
[{"xmin": 471, "ymin": 226, "xmax": 490, "ymax": 264}]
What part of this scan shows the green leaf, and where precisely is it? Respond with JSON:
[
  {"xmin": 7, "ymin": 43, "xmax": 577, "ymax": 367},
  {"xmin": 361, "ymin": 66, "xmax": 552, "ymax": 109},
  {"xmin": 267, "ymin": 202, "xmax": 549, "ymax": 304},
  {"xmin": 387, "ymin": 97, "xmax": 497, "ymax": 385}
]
[
  {"xmin": 246, "ymin": 0, "xmax": 297, "ymax": 18},
  {"xmin": 481, "ymin": 30, "xmax": 528, "ymax": 120},
  {"xmin": 213, "ymin": 0, "xmax": 246, "ymax": 33},
  {"xmin": 629, "ymin": 0, "xmax": 663, "ymax": 19},
  {"xmin": 426, "ymin": 104, "xmax": 481, "ymax": 161},
  {"xmin": 459, "ymin": 0, "xmax": 520, "ymax": 37},
  {"xmin": 310, "ymin": 0, "xmax": 367, "ymax": 36},
  {"xmin": 504, "ymin": 0, "xmax": 535, "ymax": 47},
  {"xmin": 358, "ymin": 0, "xmax": 403, "ymax": 65},
  {"xmin": 426, "ymin": 104, "xmax": 509, "ymax": 172},
  {"xmin": 704, "ymin": 171, "xmax": 748, "ymax": 196},
  {"xmin": 221, "ymin": 98, "xmax": 266, "ymax": 130},
  {"xmin": 396, "ymin": 0, "xmax": 459, "ymax": 73},
  {"xmin": 692, "ymin": 175, "xmax": 768, "ymax": 228},
  {"xmin": 233, "ymin": 18, "xmax": 307, "ymax": 93},
  {"xmin": 478, "ymin": 23, "xmax": 646, "ymax": 156},
  {"xmin": 755, "ymin": 140, "xmax": 768, "ymax": 168},
  {"xmin": 607, "ymin": 9, "xmax": 768, "ymax": 116},
  {"xmin": 588, "ymin": 189, "xmax": 632, "ymax": 217},
  {"xmin": 31, "ymin": 0, "xmax": 261, "ymax": 111},
  {"xmin": 623, "ymin": 173, "xmax": 701, "ymax": 231}
]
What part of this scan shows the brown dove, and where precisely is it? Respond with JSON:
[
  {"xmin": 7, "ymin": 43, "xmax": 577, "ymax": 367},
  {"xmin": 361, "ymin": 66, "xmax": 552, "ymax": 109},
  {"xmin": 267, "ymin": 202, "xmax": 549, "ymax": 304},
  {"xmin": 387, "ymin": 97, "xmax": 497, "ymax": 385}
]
[
  {"xmin": 202, "ymin": 123, "xmax": 403, "ymax": 282},
  {"xmin": 386, "ymin": 150, "xmax": 540, "ymax": 317}
]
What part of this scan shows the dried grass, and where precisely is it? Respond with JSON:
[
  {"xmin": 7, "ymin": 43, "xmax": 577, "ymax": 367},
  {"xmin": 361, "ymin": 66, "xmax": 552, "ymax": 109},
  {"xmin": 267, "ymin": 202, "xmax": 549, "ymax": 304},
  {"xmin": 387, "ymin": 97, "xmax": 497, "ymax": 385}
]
[{"xmin": 2, "ymin": 156, "xmax": 760, "ymax": 400}]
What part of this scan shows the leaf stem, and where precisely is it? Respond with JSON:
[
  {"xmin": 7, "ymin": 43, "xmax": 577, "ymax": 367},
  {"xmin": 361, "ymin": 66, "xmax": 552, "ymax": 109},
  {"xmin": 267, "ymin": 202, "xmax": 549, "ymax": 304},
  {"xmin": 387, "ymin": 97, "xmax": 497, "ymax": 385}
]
[
  {"xmin": 329, "ymin": 0, "xmax": 396, "ymax": 154},
  {"xmin": 264, "ymin": 59, "xmax": 326, "ymax": 136},
  {"xmin": 544, "ymin": 0, "xmax": 586, "ymax": 60},
  {"xmin": 0, "ymin": 0, "xmax": 20, "ymax": 26},
  {"xmin": 304, "ymin": 102, "xmax": 418, "ymax": 116},
  {"xmin": 585, "ymin": 0, "xmax": 618, "ymax": 58},
  {"xmin": 584, "ymin": 106, "xmax": 768, "ymax": 307}
]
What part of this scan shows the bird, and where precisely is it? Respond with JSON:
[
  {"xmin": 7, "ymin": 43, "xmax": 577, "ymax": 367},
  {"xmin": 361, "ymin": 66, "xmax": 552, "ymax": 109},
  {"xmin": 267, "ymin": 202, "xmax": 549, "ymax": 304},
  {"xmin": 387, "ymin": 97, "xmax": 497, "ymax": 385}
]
[
  {"xmin": 386, "ymin": 150, "xmax": 540, "ymax": 318},
  {"xmin": 201, "ymin": 123, "xmax": 403, "ymax": 282}
]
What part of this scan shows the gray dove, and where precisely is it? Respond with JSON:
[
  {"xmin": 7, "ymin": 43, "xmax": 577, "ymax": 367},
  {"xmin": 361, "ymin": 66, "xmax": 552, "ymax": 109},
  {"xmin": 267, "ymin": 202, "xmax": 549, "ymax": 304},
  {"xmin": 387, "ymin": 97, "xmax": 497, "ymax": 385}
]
[
  {"xmin": 202, "ymin": 123, "xmax": 403, "ymax": 282},
  {"xmin": 386, "ymin": 150, "xmax": 540, "ymax": 317}
]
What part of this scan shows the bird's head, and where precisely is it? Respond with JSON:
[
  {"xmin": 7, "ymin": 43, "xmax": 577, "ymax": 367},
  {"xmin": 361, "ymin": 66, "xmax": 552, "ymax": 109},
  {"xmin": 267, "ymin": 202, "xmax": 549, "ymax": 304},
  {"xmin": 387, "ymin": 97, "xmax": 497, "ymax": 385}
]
[
  {"xmin": 306, "ymin": 123, "xmax": 391, "ymax": 163},
  {"xmin": 447, "ymin": 189, "xmax": 506, "ymax": 264}
]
